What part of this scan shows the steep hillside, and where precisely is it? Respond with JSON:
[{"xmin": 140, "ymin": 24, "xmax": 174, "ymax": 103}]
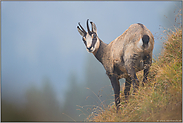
[{"xmin": 86, "ymin": 28, "xmax": 182, "ymax": 122}]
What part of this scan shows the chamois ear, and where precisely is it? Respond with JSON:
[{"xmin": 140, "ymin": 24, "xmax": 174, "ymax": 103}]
[{"xmin": 90, "ymin": 22, "xmax": 97, "ymax": 33}]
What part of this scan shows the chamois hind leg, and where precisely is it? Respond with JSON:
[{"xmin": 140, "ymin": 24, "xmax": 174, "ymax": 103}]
[
  {"xmin": 108, "ymin": 75, "xmax": 120, "ymax": 111},
  {"xmin": 126, "ymin": 65, "xmax": 139, "ymax": 94},
  {"xmin": 142, "ymin": 55, "xmax": 152, "ymax": 86},
  {"xmin": 142, "ymin": 68, "xmax": 149, "ymax": 86},
  {"xmin": 124, "ymin": 76, "xmax": 132, "ymax": 102}
]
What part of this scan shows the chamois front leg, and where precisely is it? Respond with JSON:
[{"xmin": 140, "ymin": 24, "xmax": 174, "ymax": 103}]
[
  {"xmin": 124, "ymin": 76, "xmax": 132, "ymax": 102},
  {"xmin": 108, "ymin": 74, "xmax": 120, "ymax": 111}
]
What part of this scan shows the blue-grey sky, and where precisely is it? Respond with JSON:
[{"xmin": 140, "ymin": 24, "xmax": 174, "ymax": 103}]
[{"xmin": 1, "ymin": 1, "xmax": 181, "ymax": 105}]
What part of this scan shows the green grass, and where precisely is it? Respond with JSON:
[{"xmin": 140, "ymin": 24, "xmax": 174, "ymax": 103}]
[{"xmin": 86, "ymin": 28, "xmax": 182, "ymax": 122}]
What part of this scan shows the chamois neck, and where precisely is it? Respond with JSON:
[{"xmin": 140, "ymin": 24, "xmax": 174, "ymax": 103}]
[{"xmin": 92, "ymin": 39, "xmax": 107, "ymax": 63}]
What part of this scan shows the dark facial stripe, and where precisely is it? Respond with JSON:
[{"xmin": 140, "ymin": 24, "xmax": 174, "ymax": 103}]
[
  {"xmin": 91, "ymin": 37, "xmax": 97, "ymax": 48},
  {"xmin": 82, "ymin": 38, "xmax": 87, "ymax": 46}
]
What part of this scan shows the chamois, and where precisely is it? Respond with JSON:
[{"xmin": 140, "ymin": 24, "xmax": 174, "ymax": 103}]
[{"xmin": 77, "ymin": 19, "xmax": 154, "ymax": 111}]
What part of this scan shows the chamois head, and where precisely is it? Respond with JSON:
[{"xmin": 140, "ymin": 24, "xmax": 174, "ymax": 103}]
[{"xmin": 77, "ymin": 19, "xmax": 99, "ymax": 53}]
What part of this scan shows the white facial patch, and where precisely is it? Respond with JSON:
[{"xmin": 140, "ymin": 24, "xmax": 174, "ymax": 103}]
[
  {"xmin": 85, "ymin": 34, "xmax": 93, "ymax": 48},
  {"xmin": 84, "ymin": 33, "xmax": 98, "ymax": 53}
]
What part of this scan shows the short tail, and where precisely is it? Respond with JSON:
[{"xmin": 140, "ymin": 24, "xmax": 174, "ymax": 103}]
[
  {"xmin": 142, "ymin": 34, "xmax": 149, "ymax": 48},
  {"xmin": 142, "ymin": 35, "xmax": 149, "ymax": 44}
]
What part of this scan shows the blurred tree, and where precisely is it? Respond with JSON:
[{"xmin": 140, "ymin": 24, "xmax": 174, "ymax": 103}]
[
  {"xmin": 23, "ymin": 78, "xmax": 63, "ymax": 121},
  {"xmin": 62, "ymin": 55, "xmax": 124, "ymax": 121},
  {"xmin": 161, "ymin": 2, "xmax": 182, "ymax": 30},
  {"xmin": 153, "ymin": 2, "xmax": 181, "ymax": 57},
  {"xmin": 1, "ymin": 100, "xmax": 30, "ymax": 121},
  {"xmin": 1, "ymin": 78, "xmax": 63, "ymax": 121},
  {"xmin": 62, "ymin": 72, "xmax": 86, "ymax": 121},
  {"xmin": 84, "ymin": 55, "xmax": 115, "ymax": 107}
]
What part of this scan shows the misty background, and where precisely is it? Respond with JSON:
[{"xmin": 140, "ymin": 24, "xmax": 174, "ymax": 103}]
[{"xmin": 1, "ymin": 1, "xmax": 182, "ymax": 121}]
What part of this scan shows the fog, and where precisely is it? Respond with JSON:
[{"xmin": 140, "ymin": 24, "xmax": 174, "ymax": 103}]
[{"xmin": 1, "ymin": 1, "xmax": 181, "ymax": 121}]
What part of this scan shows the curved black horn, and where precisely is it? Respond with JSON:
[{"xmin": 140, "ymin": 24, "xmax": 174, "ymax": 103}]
[
  {"xmin": 87, "ymin": 19, "xmax": 91, "ymax": 34},
  {"xmin": 78, "ymin": 22, "xmax": 87, "ymax": 34}
]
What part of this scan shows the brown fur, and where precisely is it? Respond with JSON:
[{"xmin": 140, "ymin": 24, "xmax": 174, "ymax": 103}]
[
  {"xmin": 94, "ymin": 24, "xmax": 154, "ymax": 78},
  {"xmin": 77, "ymin": 21, "xmax": 154, "ymax": 112}
]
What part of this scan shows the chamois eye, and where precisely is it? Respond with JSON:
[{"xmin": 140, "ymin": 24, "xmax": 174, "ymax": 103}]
[{"xmin": 92, "ymin": 34, "xmax": 97, "ymax": 38}]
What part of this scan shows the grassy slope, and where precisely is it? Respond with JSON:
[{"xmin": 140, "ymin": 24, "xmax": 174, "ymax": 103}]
[{"xmin": 86, "ymin": 28, "xmax": 182, "ymax": 122}]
